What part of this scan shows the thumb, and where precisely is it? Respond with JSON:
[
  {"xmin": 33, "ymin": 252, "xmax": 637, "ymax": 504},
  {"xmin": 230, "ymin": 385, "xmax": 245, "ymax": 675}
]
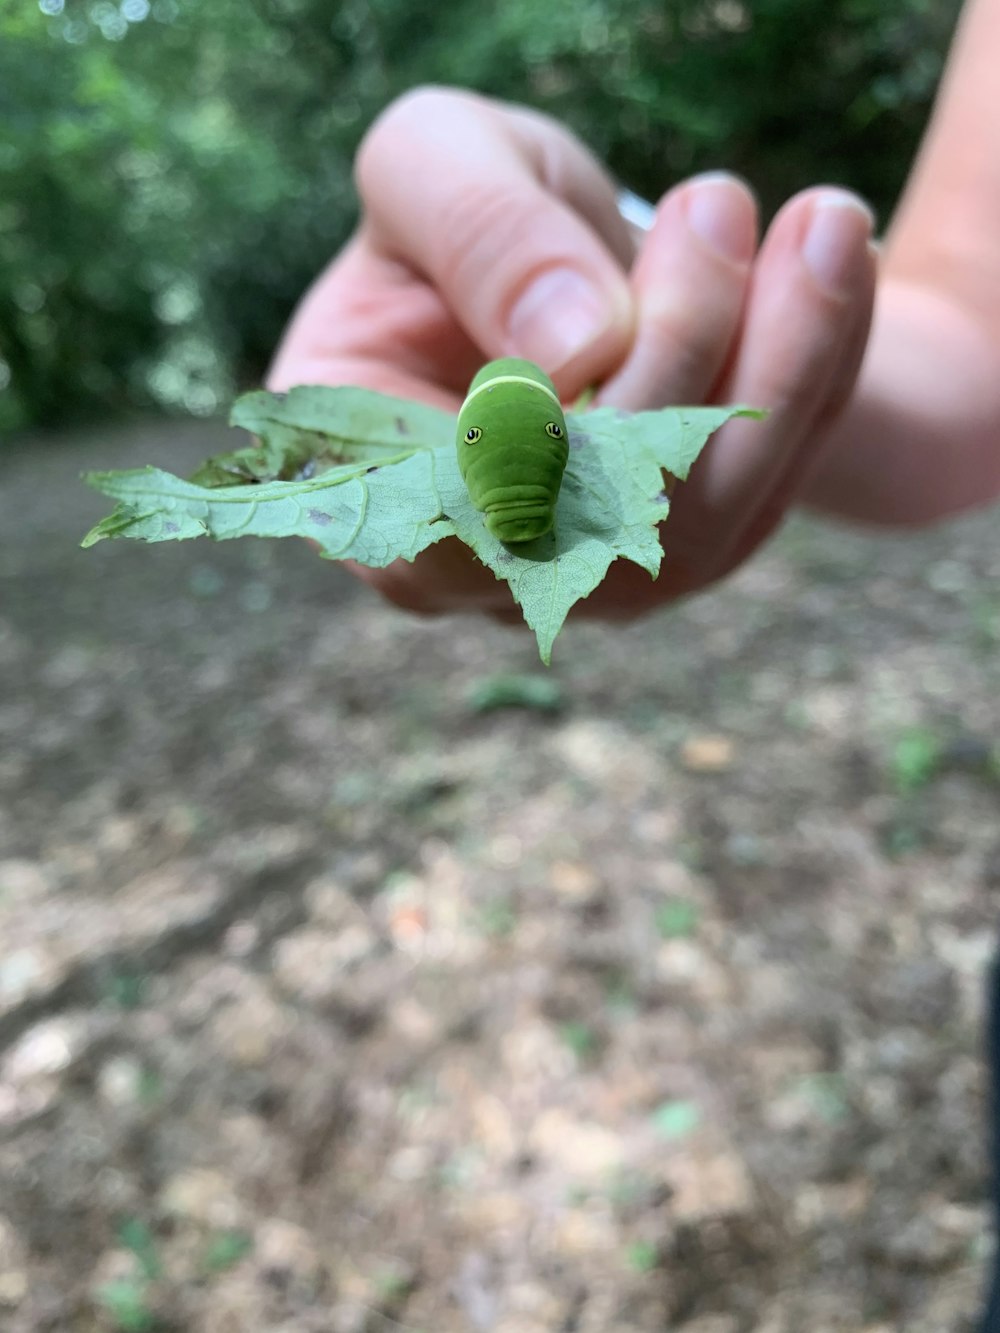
[{"xmin": 355, "ymin": 87, "xmax": 636, "ymax": 393}]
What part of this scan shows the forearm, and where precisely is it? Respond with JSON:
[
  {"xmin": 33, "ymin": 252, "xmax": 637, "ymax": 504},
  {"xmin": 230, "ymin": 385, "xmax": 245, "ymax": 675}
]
[
  {"xmin": 800, "ymin": 278, "xmax": 1000, "ymax": 525},
  {"xmin": 800, "ymin": 0, "xmax": 1000, "ymax": 525}
]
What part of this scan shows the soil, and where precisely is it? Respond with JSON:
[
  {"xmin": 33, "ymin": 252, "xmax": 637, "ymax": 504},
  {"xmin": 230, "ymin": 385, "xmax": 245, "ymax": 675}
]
[{"xmin": 1, "ymin": 416, "xmax": 998, "ymax": 1332}]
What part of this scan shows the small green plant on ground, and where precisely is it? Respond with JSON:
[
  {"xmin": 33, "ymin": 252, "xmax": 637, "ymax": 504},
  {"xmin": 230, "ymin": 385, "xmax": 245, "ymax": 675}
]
[
  {"xmin": 889, "ymin": 726, "xmax": 941, "ymax": 794},
  {"xmin": 654, "ymin": 898, "xmax": 699, "ymax": 938}
]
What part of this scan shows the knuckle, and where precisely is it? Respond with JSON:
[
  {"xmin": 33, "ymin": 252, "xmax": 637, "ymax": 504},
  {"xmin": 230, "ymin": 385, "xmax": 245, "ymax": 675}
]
[
  {"xmin": 643, "ymin": 304, "xmax": 727, "ymax": 388},
  {"xmin": 436, "ymin": 184, "xmax": 543, "ymax": 297},
  {"xmin": 355, "ymin": 85, "xmax": 478, "ymax": 198},
  {"xmin": 439, "ymin": 179, "xmax": 515, "ymax": 260}
]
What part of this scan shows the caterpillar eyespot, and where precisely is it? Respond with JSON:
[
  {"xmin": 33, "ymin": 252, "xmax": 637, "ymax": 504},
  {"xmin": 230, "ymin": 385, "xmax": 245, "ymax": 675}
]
[{"xmin": 455, "ymin": 357, "xmax": 569, "ymax": 545}]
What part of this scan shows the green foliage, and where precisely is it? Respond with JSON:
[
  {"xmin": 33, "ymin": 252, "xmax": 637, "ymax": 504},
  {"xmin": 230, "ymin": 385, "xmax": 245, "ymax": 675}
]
[
  {"xmin": 654, "ymin": 897, "xmax": 699, "ymax": 938},
  {"xmin": 624, "ymin": 1239, "xmax": 660, "ymax": 1273},
  {"xmin": 118, "ymin": 1218, "xmax": 162, "ymax": 1281},
  {"xmin": 880, "ymin": 816, "xmax": 928, "ymax": 860},
  {"xmin": 3, "ymin": 0, "xmax": 960, "ymax": 435},
  {"xmin": 94, "ymin": 1276, "xmax": 157, "ymax": 1332},
  {"xmin": 790, "ymin": 1071, "xmax": 850, "ymax": 1122},
  {"xmin": 466, "ymin": 674, "xmax": 566, "ymax": 714},
  {"xmin": 95, "ymin": 1223, "xmax": 162, "ymax": 1333},
  {"xmin": 970, "ymin": 595, "xmax": 1000, "ymax": 651},
  {"xmin": 82, "ymin": 384, "xmax": 753, "ymax": 660},
  {"xmin": 1, "ymin": 0, "xmax": 349, "ymax": 433},
  {"xmin": 889, "ymin": 726, "xmax": 941, "ymax": 793},
  {"xmin": 138, "ymin": 1066, "xmax": 164, "ymax": 1105},
  {"xmin": 650, "ymin": 1099, "xmax": 701, "ymax": 1139},
  {"xmin": 560, "ymin": 1020, "xmax": 599, "ymax": 1059},
  {"xmin": 479, "ymin": 896, "xmax": 518, "ymax": 937},
  {"xmin": 201, "ymin": 1229, "xmax": 254, "ymax": 1274},
  {"xmin": 372, "ymin": 1263, "xmax": 417, "ymax": 1302},
  {"xmin": 102, "ymin": 969, "xmax": 148, "ymax": 1010},
  {"xmin": 604, "ymin": 972, "xmax": 638, "ymax": 1017}
]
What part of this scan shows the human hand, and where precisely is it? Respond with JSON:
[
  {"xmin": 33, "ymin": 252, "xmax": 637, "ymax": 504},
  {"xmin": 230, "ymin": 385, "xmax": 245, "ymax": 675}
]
[{"xmin": 268, "ymin": 86, "xmax": 877, "ymax": 621}]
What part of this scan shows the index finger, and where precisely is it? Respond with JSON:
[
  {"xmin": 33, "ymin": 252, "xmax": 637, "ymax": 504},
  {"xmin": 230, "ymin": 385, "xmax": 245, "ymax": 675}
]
[{"xmin": 354, "ymin": 86, "xmax": 637, "ymax": 394}]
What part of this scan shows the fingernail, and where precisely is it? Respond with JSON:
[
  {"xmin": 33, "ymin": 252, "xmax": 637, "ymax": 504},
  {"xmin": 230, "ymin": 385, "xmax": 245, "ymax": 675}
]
[
  {"xmin": 507, "ymin": 267, "xmax": 615, "ymax": 370},
  {"xmin": 801, "ymin": 192, "xmax": 875, "ymax": 293},
  {"xmin": 683, "ymin": 172, "xmax": 756, "ymax": 264}
]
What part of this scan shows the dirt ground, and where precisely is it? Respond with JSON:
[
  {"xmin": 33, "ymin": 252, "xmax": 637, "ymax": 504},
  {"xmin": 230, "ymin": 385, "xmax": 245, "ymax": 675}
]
[{"xmin": 1, "ymin": 416, "xmax": 998, "ymax": 1332}]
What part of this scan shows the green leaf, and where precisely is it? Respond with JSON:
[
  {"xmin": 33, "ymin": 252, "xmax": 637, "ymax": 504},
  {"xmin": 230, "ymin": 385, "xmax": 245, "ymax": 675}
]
[
  {"xmin": 82, "ymin": 453, "xmax": 455, "ymax": 566},
  {"xmin": 465, "ymin": 673, "xmax": 566, "ymax": 714},
  {"xmin": 118, "ymin": 1218, "xmax": 161, "ymax": 1281},
  {"xmin": 889, "ymin": 726, "xmax": 941, "ymax": 794},
  {"xmin": 650, "ymin": 1099, "xmax": 700, "ymax": 1139},
  {"xmin": 625, "ymin": 1239, "xmax": 660, "ymax": 1273},
  {"xmin": 231, "ymin": 383, "xmax": 456, "ymax": 459},
  {"xmin": 94, "ymin": 1278, "xmax": 157, "ymax": 1332},
  {"xmin": 478, "ymin": 896, "xmax": 517, "ymax": 938},
  {"xmin": 201, "ymin": 1229, "xmax": 254, "ymax": 1274},
  {"xmin": 654, "ymin": 898, "xmax": 699, "ymax": 939},
  {"xmin": 559, "ymin": 1020, "xmax": 598, "ymax": 1059},
  {"xmin": 789, "ymin": 1072, "xmax": 850, "ymax": 1123},
  {"xmin": 83, "ymin": 384, "xmax": 762, "ymax": 662}
]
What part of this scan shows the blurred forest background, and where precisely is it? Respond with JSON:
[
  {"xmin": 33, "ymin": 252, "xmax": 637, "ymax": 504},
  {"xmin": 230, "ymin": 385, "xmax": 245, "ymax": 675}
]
[{"xmin": 1, "ymin": 0, "xmax": 962, "ymax": 438}]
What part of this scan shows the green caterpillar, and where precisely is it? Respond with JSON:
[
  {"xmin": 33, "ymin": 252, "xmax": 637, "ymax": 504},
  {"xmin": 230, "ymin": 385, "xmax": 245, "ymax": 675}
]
[{"xmin": 456, "ymin": 357, "xmax": 569, "ymax": 543}]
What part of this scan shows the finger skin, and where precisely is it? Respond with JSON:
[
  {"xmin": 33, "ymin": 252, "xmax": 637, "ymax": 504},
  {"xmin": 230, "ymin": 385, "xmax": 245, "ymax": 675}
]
[
  {"xmin": 357, "ymin": 188, "xmax": 876, "ymax": 621},
  {"xmin": 651, "ymin": 187, "xmax": 877, "ymax": 599},
  {"xmin": 354, "ymin": 86, "xmax": 636, "ymax": 396},
  {"xmin": 498, "ymin": 99, "xmax": 638, "ymax": 271},
  {"xmin": 598, "ymin": 173, "xmax": 758, "ymax": 410},
  {"xmin": 267, "ymin": 233, "xmax": 478, "ymax": 402},
  {"xmin": 268, "ymin": 86, "xmax": 877, "ymax": 623},
  {"xmin": 314, "ymin": 188, "xmax": 876, "ymax": 622}
]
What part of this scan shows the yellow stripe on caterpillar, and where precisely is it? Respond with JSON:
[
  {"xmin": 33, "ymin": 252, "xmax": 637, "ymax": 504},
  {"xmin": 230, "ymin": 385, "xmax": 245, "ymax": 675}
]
[{"xmin": 461, "ymin": 373, "xmax": 561, "ymax": 410}]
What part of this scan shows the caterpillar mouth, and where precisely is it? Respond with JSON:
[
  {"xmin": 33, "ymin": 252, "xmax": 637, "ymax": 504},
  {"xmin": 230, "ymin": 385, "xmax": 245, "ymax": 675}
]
[{"xmin": 485, "ymin": 503, "xmax": 554, "ymax": 544}]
